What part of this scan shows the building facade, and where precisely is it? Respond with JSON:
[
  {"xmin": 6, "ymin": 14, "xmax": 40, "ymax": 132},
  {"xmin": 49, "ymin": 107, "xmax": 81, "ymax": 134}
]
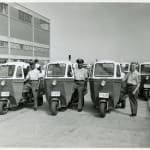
[{"xmin": 0, "ymin": 3, "xmax": 50, "ymax": 64}]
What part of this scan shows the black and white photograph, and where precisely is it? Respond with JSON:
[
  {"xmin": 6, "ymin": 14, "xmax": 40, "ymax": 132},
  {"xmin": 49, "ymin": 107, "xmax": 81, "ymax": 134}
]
[{"xmin": 0, "ymin": 0, "xmax": 150, "ymax": 148}]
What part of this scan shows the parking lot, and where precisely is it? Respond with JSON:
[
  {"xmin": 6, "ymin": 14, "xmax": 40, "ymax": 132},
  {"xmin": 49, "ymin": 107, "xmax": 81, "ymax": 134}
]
[{"xmin": 0, "ymin": 85, "xmax": 150, "ymax": 147}]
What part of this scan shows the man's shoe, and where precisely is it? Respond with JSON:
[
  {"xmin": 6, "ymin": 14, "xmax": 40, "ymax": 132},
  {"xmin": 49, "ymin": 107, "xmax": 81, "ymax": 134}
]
[
  {"xmin": 33, "ymin": 107, "xmax": 37, "ymax": 111},
  {"xmin": 129, "ymin": 114, "xmax": 136, "ymax": 117},
  {"xmin": 78, "ymin": 109, "xmax": 82, "ymax": 112}
]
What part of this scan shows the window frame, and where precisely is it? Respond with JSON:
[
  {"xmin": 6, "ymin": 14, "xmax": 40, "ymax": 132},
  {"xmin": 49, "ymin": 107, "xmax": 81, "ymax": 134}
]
[
  {"xmin": 16, "ymin": 66, "xmax": 23, "ymax": 78},
  {"xmin": 116, "ymin": 65, "xmax": 121, "ymax": 77},
  {"xmin": 0, "ymin": 41, "xmax": 8, "ymax": 48},
  {"xmin": 67, "ymin": 65, "xmax": 73, "ymax": 77},
  {"xmin": 18, "ymin": 10, "xmax": 32, "ymax": 24},
  {"xmin": 0, "ymin": 3, "xmax": 8, "ymax": 15}
]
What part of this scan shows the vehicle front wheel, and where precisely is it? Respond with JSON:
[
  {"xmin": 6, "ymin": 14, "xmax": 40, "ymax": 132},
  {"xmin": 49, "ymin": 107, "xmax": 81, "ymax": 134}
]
[
  {"xmin": 121, "ymin": 100, "xmax": 126, "ymax": 108},
  {"xmin": 144, "ymin": 91, "xmax": 149, "ymax": 101},
  {"xmin": 0, "ymin": 101, "xmax": 9, "ymax": 115},
  {"xmin": 99, "ymin": 102, "xmax": 106, "ymax": 118},
  {"xmin": 51, "ymin": 101, "xmax": 58, "ymax": 116},
  {"xmin": 37, "ymin": 96, "xmax": 43, "ymax": 106}
]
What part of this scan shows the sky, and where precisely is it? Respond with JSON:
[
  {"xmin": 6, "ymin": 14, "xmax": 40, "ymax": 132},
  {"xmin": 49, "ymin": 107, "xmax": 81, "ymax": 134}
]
[{"xmin": 22, "ymin": 3, "xmax": 150, "ymax": 63}]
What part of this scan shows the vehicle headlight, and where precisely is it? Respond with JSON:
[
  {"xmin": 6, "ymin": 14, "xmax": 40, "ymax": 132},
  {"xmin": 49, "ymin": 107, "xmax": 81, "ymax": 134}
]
[
  {"xmin": 146, "ymin": 76, "xmax": 149, "ymax": 80},
  {"xmin": 1, "ymin": 80, "xmax": 6, "ymax": 86},
  {"xmin": 101, "ymin": 80, "xmax": 106, "ymax": 86},
  {"xmin": 52, "ymin": 80, "xmax": 57, "ymax": 86}
]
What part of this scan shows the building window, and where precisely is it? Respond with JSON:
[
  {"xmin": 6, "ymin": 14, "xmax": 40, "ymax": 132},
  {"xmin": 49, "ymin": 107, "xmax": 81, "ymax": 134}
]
[
  {"xmin": 11, "ymin": 43, "xmax": 20, "ymax": 49},
  {"xmin": 0, "ymin": 3, "xmax": 8, "ymax": 15},
  {"xmin": 0, "ymin": 41, "xmax": 8, "ymax": 47},
  {"xmin": 20, "ymin": 44, "xmax": 24, "ymax": 50},
  {"xmin": 18, "ymin": 10, "xmax": 32, "ymax": 24},
  {"xmin": 35, "ymin": 46, "xmax": 49, "ymax": 52},
  {"xmin": 0, "ymin": 59, "xmax": 7, "ymax": 64},
  {"xmin": 23, "ymin": 45, "xmax": 33, "ymax": 51},
  {"xmin": 11, "ymin": 43, "xmax": 33, "ymax": 51},
  {"xmin": 40, "ymin": 19, "xmax": 49, "ymax": 31}
]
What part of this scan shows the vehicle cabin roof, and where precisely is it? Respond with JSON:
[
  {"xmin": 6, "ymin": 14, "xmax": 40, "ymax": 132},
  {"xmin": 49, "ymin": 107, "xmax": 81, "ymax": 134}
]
[
  {"xmin": 140, "ymin": 62, "xmax": 150, "ymax": 65},
  {"xmin": 120, "ymin": 62, "xmax": 130, "ymax": 65},
  {"xmin": 95, "ymin": 60, "xmax": 120, "ymax": 66},
  {"xmin": 47, "ymin": 61, "xmax": 73, "ymax": 65},
  {"xmin": 2, "ymin": 62, "xmax": 29, "ymax": 68}
]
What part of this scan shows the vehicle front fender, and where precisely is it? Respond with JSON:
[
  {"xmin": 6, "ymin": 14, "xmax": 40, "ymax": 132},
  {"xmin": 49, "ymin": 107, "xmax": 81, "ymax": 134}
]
[{"xmin": 0, "ymin": 98, "xmax": 10, "ymax": 108}]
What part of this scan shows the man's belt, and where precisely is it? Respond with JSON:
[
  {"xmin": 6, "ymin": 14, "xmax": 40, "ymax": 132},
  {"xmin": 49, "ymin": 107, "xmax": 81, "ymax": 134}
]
[
  {"xmin": 127, "ymin": 83, "xmax": 137, "ymax": 86},
  {"xmin": 74, "ymin": 80, "xmax": 85, "ymax": 82}
]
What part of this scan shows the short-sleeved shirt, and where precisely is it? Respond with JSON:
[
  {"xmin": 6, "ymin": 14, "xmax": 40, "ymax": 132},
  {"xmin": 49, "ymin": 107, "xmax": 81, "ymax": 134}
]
[
  {"xmin": 26, "ymin": 68, "xmax": 41, "ymax": 81},
  {"xmin": 126, "ymin": 70, "xmax": 141, "ymax": 85},
  {"xmin": 74, "ymin": 68, "xmax": 88, "ymax": 81}
]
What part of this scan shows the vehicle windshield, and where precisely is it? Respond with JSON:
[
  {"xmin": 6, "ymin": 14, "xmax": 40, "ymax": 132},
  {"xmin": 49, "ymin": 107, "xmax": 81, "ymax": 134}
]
[
  {"xmin": 47, "ymin": 63, "xmax": 66, "ymax": 77},
  {"xmin": 94, "ymin": 63, "xmax": 114, "ymax": 77},
  {"xmin": 141, "ymin": 64, "xmax": 150, "ymax": 74},
  {"xmin": 0, "ymin": 65, "xmax": 15, "ymax": 78}
]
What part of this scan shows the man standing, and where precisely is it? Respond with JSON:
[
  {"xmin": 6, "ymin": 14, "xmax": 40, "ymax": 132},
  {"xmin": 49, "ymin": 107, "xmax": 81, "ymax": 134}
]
[
  {"xmin": 73, "ymin": 58, "xmax": 88, "ymax": 112},
  {"xmin": 25, "ymin": 63, "xmax": 41, "ymax": 111},
  {"xmin": 121, "ymin": 62, "xmax": 141, "ymax": 117}
]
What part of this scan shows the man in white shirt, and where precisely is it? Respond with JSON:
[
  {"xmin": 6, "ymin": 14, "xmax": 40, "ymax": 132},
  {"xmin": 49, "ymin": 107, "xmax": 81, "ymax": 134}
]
[{"xmin": 24, "ymin": 63, "xmax": 41, "ymax": 110}]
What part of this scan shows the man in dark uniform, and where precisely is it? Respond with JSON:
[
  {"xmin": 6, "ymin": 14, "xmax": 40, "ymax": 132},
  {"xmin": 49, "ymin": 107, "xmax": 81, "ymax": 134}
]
[
  {"xmin": 73, "ymin": 58, "xmax": 88, "ymax": 112},
  {"xmin": 120, "ymin": 62, "xmax": 141, "ymax": 117}
]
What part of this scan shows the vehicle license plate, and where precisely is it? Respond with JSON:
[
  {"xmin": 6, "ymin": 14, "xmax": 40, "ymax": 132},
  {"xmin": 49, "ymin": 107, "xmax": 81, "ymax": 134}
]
[
  {"xmin": 1, "ymin": 91, "xmax": 10, "ymax": 97},
  {"xmin": 51, "ymin": 91, "xmax": 60, "ymax": 97},
  {"xmin": 144, "ymin": 84, "xmax": 150, "ymax": 88},
  {"xmin": 99, "ymin": 92, "xmax": 109, "ymax": 98}
]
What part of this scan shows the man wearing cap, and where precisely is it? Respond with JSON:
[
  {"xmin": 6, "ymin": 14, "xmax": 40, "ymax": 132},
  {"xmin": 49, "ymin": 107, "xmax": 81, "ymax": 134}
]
[
  {"xmin": 73, "ymin": 58, "xmax": 88, "ymax": 112},
  {"xmin": 120, "ymin": 62, "xmax": 141, "ymax": 117}
]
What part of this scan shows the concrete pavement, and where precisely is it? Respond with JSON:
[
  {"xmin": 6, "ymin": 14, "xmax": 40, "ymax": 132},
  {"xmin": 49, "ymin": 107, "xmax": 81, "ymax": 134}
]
[
  {"xmin": 147, "ymin": 99, "xmax": 150, "ymax": 113},
  {"xmin": 0, "ymin": 92, "xmax": 150, "ymax": 147}
]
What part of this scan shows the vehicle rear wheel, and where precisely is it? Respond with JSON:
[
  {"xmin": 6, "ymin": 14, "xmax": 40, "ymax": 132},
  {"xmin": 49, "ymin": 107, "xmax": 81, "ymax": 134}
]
[
  {"xmin": 121, "ymin": 100, "xmax": 126, "ymax": 108},
  {"xmin": 0, "ymin": 101, "xmax": 9, "ymax": 115},
  {"xmin": 99, "ymin": 102, "xmax": 106, "ymax": 118},
  {"xmin": 37, "ymin": 96, "xmax": 43, "ymax": 106},
  {"xmin": 51, "ymin": 101, "xmax": 58, "ymax": 116},
  {"xmin": 144, "ymin": 91, "xmax": 149, "ymax": 101}
]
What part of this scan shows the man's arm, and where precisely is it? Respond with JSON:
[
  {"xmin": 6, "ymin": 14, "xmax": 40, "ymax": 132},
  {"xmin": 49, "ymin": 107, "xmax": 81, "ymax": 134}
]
[
  {"xmin": 24, "ymin": 72, "xmax": 30, "ymax": 83},
  {"xmin": 84, "ymin": 69, "xmax": 88, "ymax": 91},
  {"xmin": 132, "ymin": 83, "xmax": 140, "ymax": 95},
  {"xmin": 133, "ymin": 73, "xmax": 141, "ymax": 95}
]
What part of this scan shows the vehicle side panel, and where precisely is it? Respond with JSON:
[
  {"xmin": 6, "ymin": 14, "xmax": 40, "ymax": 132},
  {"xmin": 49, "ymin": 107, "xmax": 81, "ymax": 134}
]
[
  {"xmin": 0, "ymin": 79, "xmax": 16, "ymax": 106},
  {"xmin": 44, "ymin": 78, "xmax": 74, "ymax": 107},
  {"xmin": 13, "ymin": 79, "xmax": 24, "ymax": 104}
]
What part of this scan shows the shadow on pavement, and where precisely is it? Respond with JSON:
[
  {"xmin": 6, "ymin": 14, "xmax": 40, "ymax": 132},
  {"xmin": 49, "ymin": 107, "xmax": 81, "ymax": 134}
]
[
  {"xmin": 9, "ymin": 103, "xmax": 34, "ymax": 112},
  {"xmin": 83, "ymin": 101, "xmax": 101, "ymax": 118},
  {"xmin": 112, "ymin": 109, "xmax": 129, "ymax": 116},
  {"xmin": 84, "ymin": 100, "xmax": 130, "ymax": 117},
  {"xmin": 38, "ymin": 102, "xmax": 51, "ymax": 115}
]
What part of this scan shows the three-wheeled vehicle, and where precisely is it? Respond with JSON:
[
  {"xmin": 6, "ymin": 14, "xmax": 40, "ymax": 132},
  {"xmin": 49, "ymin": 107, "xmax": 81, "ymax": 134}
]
[
  {"xmin": 89, "ymin": 60, "xmax": 122, "ymax": 117},
  {"xmin": 0, "ymin": 61, "xmax": 43, "ymax": 114},
  {"xmin": 44, "ymin": 61, "xmax": 75, "ymax": 115},
  {"xmin": 139, "ymin": 62, "xmax": 150, "ymax": 100}
]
